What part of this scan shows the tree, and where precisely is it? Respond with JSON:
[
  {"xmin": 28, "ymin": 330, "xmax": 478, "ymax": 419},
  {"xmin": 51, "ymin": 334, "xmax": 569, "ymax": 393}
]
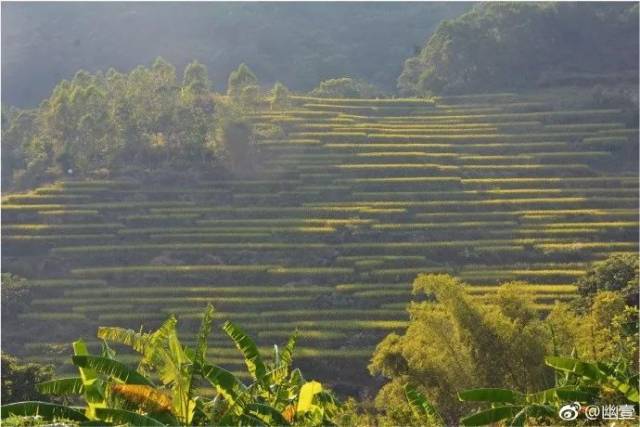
[
  {"xmin": 369, "ymin": 274, "xmax": 552, "ymax": 424},
  {"xmin": 227, "ymin": 63, "xmax": 258, "ymax": 99},
  {"xmin": 182, "ymin": 61, "xmax": 210, "ymax": 96},
  {"xmin": 575, "ymin": 253, "xmax": 639, "ymax": 300},
  {"xmin": 1, "ymin": 353, "xmax": 53, "ymax": 404},
  {"xmin": 271, "ymin": 82, "xmax": 291, "ymax": 110},
  {"xmin": 547, "ymin": 291, "xmax": 638, "ymax": 365},
  {"xmin": 1, "ymin": 274, "xmax": 33, "ymax": 328},
  {"xmin": 1, "ymin": 57, "xmax": 221, "ymax": 190}
]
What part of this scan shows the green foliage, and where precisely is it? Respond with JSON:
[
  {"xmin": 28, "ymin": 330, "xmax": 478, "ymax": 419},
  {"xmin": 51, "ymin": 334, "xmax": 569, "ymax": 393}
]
[
  {"xmin": 2, "ymin": 58, "xmax": 218, "ymax": 190},
  {"xmin": 309, "ymin": 78, "xmax": 382, "ymax": 99},
  {"xmin": 1, "ymin": 274, "xmax": 33, "ymax": 323},
  {"xmin": 182, "ymin": 60, "xmax": 210, "ymax": 96},
  {"xmin": 546, "ymin": 291, "xmax": 638, "ymax": 364},
  {"xmin": 2, "ymin": 305, "xmax": 340, "ymax": 426},
  {"xmin": 399, "ymin": 3, "xmax": 639, "ymax": 95},
  {"xmin": 1, "ymin": 354, "xmax": 54, "ymax": 404},
  {"xmin": 575, "ymin": 253, "xmax": 639, "ymax": 299},
  {"xmin": 271, "ymin": 82, "xmax": 291, "ymax": 110},
  {"xmin": 214, "ymin": 98, "xmax": 258, "ymax": 175},
  {"xmin": 227, "ymin": 63, "xmax": 258, "ymax": 99},
  {"xmin": 369, "ymin": 274, "xmax": 552, "ymax": 424},
  {"xmin": 1, "ymin": 402, "xmax": 88, "ymax": 423},
  {"xmin": 458, "ymin": 355, "xmax": 639, "ymax": 425}
]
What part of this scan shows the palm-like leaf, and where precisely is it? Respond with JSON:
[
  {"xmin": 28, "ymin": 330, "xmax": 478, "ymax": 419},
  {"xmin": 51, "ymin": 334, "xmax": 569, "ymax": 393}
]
[
  {"xmin": 460, "ymin": 405, "xmax": 524, "ymax": 426},
  {"xmin": 297, "ymin": 381, "xmax": 322, "ymax": 414},
  {"xmin": 37, "ymin": 377, "xmax": 84, "ymax": 396},
  {"xmin": 72, "ymin": 355, "xmax": 152, "ymax": 386},
  {"xmin": 110, "ymin": 384, "xmax": 173, "ymax": 413},
  {"xmin": 195, "ymin": 303, "xmax": 215, "ymax": 366},
  {"xmin": 247, "ymin": 403, "xmax": 290, "ymax": 426},
  {"xmin": 1, "ymin": 401, "xmax": 88, "ymax": 422},
  {"xmin": 223, "ymin": 321, "xmax": 267, "ymax": 382},
  {"xmin": 458, "ymin": 388, "xmax": 523, "ymax": 404},
  {"xmin": 198, "ymin": 361, "xmax": 247, "ymax": 413},
  {"xmin": 546, "ymin": 356, "xmax": 639, "ymax": 402},
  {"xmin": 405, "ymin": 384, "xmax": 444, "ymax": 426},
  {"xmin": 94, "ymin": 407, "xmax": 166, "ymax": 426},
  {"xmin": 279, "ymin": 331, "xmax": 297, "ymax": 370},
  {"xmin": 73, "ymin": 339, "xmax": 107, "ymax": 418},
  {"xmin": 97, "ymin": 326, "xmax": 148, "ymax": 353}
]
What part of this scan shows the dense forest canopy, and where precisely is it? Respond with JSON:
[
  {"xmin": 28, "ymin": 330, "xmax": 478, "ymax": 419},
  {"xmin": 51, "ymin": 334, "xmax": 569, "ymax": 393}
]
[
  {"xmin": 1, "ymin": 2, "xmax": 468, "ymax": 107},
  {"xmin": 398, "ymin": 2, "xmax": 639, "ymax": 95}
]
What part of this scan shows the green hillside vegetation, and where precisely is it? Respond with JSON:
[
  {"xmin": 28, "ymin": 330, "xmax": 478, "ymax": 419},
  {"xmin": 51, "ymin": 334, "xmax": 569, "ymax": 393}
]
[{"xmin": 398, "ymin": 2, "xmax": 639, "ymax": 95}]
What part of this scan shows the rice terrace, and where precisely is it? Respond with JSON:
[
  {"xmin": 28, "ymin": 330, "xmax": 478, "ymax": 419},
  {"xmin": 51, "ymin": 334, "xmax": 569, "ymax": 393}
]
[{"xmin": 1, "ymin": 2, "xmax": 639, "ymax": 426}]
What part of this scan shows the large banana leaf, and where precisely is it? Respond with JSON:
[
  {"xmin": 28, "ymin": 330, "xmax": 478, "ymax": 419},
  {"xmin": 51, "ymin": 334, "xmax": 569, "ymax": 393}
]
[
  {"xmin": 545, "ymin": 356, "xmax": 604, "ymax": 380},
  {"xmin": 195, "ymin": 303, "xmax": 215, "ymax": 366},
  {"xmin": 546, "ymin": 356, "xmax": 639, "ymax": 402},
  {"xmin": 97, "ymin": 326, "xmax": 148, "ymax": 353},
  {"xmin": 247, "ymin": 403, "xmax": 290, "ymax": 426},
  {"xmin": 73, "ymin": 339, "xmax": 107, "ymax": 419},
  {"xmin": 527, "ymin": 385, "xmax": 597, "ymax": 404},
  {"xmin": 405, "ymin": 384, "xmax": 444, "ymax": 426},
  {"xmin": 297, "ymin": 381, "xmax": 322, "ymax": 414},
  {"xmin": 94, "ymin": 408, "xmax": 166, "ymax": 426},
  {"xmin": 458, "ymin": 388, "xmax": 524, "ymax": 404},
  {"xmin": 37, "ymin": 377, "xmax": 84, "ymax": 395},
  {"xmin": 199, "ymin": 362, "xmax": 247, "ymax": 413},
  {"xmin": 72, "ymin": 355, "xmax": 153, "ymax": 386},
  {"xmin": 279, "ymin": 332, "xmax": 297, "ymax": 369},
  {"xmin": 223, "ymin": 321, "xmax": 267, "ymax": 382},
  {"xmin": 1, "ymin": 401, "xmax": 88, "ymax": 422},
  {"xmin": 460, "ymin": 405, "xmax": 524, "ymax": 426}
]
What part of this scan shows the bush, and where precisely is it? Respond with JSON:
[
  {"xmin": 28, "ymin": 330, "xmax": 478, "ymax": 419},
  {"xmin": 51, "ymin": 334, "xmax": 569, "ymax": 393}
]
[
  {"xmin": 1, "ymin": 353, "xmax": 53, "ymax": 404},
  {"xmin": 575, "ymin": 253, "xmax": 639, "ymax": 299}
]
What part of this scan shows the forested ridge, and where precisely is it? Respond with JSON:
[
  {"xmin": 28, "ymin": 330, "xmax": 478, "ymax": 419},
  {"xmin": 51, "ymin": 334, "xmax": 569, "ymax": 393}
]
[
  {"xmin": 2, "ymin": 2, "xmax": 468, "ymax": 107},
  {"xmin": 399, "ymin": 2, "xmax": 639, "ymax": 95}
]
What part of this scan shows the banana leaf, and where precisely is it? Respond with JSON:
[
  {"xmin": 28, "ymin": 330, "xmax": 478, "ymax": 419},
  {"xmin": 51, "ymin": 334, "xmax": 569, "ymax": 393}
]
[
  {"xmin": 405, "ymin": 384, "xmax": 444, "ymax": 425},
  {"xmin": 94, "ymin": 408, "xmax": 166, "ymax": 426},
  {"xmin": 195, "ymin": 304, "xmax": 215, "ymax": 366},
  {"xmin": 72, "ymin": 355, "xmax": 152, "ymax": 386},
  {"xmin": 223, "ymin": 321, "xmax": 267, "ymax": 382},
  {"xmin": 37, "ymin": 377, "xmax": 84, "ymax": 396},
  {"xmin": 247, "ymin": 402, "xmax": 290, "ymax": 426},
  {"xmin": 1, "ymin": 401, "xmax": 88, "ymax": 422},
  {"xmin": 458, "ymin": 388, "xmax": 523, "ymax": 404},
  {"xmin": 198, "ymin": 361, "xmax": 247, "ymax": 415},
  {"xmin": 460, "ymin": 405, "xmax": 524, "ymax": 426}
]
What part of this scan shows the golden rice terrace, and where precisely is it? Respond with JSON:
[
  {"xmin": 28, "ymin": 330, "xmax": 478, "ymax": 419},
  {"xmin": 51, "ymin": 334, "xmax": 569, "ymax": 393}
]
[{"xmin": 3, "ymin": 93, "xmax": 638, "ymax": 392}]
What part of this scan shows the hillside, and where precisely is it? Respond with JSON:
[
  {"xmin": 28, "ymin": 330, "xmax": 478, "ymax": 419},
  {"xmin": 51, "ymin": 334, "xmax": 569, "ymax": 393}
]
[
  {"xmin": 3, "ymin": 92, "xmax": 638, "ymax": 394},
  {"xmin": 399, "ymin": 2, "xmax": 639, "ymax": 95},
  {"xmin": 1, "ymin": 2, "xmax": 468, "ymax": 107}
]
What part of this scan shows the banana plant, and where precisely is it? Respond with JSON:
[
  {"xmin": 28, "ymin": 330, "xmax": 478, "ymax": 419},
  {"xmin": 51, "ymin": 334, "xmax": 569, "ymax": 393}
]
[
  {"xmin": 201, "ymin": 320, "xmax": 339, "ymax": 426},
  {"xmin": 457, "ymin": 354, "xmax": 638, "ymax": 426},
  {"xmin": 545, "ymin": 356, "xmax": 639, "ymax": 403},
  {"xmin": 1, "ymin": 304, "xmax": 340, "ymax": 426}
]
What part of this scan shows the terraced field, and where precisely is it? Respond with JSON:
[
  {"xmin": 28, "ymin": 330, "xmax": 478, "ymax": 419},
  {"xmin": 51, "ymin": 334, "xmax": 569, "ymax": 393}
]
[{"xmin": 3, "ymin": 93, "xmax": 638, "ymax": 392}]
